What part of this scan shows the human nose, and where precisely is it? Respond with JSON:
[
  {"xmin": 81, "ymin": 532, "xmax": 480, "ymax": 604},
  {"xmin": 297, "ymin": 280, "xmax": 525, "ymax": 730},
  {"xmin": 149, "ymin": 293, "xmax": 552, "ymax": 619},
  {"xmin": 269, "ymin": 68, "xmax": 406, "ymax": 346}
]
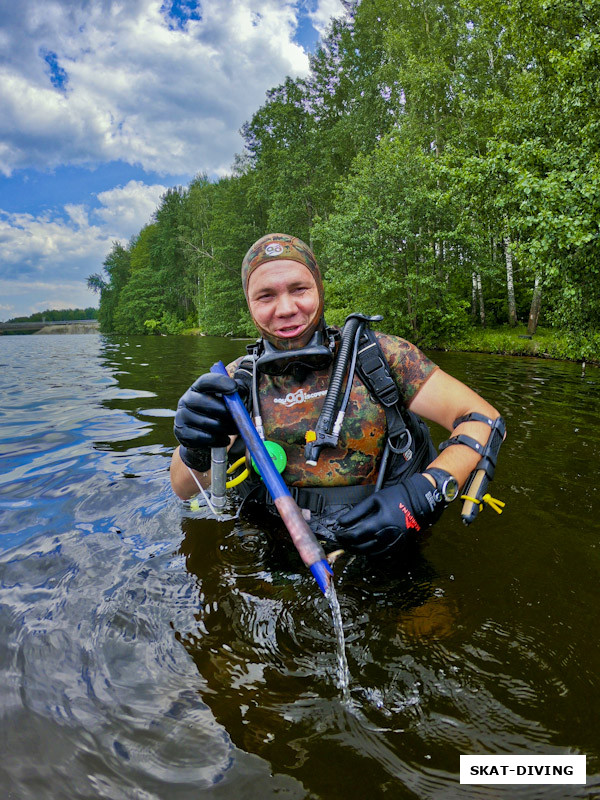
[{"xmin": 274, "ymin": 291, "xmax": 297, "ymax": 317}]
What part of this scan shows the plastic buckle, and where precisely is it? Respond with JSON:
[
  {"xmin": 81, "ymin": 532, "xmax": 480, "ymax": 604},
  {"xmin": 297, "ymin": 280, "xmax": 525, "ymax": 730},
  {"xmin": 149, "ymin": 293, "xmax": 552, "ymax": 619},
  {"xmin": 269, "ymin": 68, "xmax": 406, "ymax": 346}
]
[{"xmin": 358, "ymin": 342, "xmax": 399, "ymax": 407}]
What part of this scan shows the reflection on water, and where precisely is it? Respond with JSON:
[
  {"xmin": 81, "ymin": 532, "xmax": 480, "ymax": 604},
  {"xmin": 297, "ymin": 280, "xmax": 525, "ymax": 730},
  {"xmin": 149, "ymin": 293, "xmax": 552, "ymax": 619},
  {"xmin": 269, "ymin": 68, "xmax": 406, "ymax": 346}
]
[{"xmin": 0, "ymin": 333, "xmax": 599, "ymax": 799}]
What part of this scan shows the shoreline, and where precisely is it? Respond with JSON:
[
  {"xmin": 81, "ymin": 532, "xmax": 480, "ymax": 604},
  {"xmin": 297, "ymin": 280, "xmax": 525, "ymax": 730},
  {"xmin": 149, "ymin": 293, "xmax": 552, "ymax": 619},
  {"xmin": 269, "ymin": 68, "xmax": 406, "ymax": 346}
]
[
  {"xmin": 435, "ymin": 325, "xmax": 599, "ymax": 366},
  {"xmin": 429, "ymin": 343, "xmax": 597, "ymax": 368},
  {"xmin": 179, "ymin": 324, "xmax": 599, "ymax": 366}
]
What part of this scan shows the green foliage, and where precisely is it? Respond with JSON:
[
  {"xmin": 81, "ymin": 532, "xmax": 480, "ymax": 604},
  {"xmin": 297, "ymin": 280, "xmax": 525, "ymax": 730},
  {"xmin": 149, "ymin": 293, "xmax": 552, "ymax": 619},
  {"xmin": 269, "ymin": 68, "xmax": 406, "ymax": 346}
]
[
  {"xmin": 196, "ymin": 173, "xmax": 262, "ymax": 336},
  {"xmin": 448, "ymin": 323, "xmax": 600, "ymax": 363},
  {"xmin": 314, "ymin": 133, "xmax": 471, "ymax": 345},
  {"xmin": 144, "ymin": 311, "xmax": 187, "ymax": 335},
  {"xmin": 8, "ymin": 307, "xmax": 98, "ymax": 323},
  {"xmin": 130, "ymin": 224, "xmax": 158, "ymax": 272},
  {"xmin": 90, "ymin": 242, "xmax": 131, "ymax": 332},
  {"xmin": 112, "ymin": 267, "xmax": 165, "ymax": 334}
]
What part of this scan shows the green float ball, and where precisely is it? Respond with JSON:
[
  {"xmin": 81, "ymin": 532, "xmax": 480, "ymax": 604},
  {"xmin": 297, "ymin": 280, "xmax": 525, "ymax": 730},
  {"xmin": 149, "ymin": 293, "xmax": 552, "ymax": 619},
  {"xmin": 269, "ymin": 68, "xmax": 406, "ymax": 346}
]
[{"xmin": 252, "ymin": 440, "xmax": 287, "ymax": 476}]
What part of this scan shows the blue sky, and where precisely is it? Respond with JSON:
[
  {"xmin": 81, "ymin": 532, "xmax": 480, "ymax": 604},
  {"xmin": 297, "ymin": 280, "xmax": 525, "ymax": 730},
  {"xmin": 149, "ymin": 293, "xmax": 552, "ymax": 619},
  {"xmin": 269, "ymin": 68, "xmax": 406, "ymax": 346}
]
[{"xmin": 0, "ymin": 0, "xmax": 345, "ymax": 321}]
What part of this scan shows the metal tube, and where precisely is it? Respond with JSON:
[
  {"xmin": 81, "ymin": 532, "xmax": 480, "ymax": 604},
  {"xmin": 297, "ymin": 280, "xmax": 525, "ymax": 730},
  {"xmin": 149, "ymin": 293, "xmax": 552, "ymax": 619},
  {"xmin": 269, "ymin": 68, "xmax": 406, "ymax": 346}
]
[
  {"xmin": 210, "ymin": 447, "xmax": 228, "ymax": 513},
  {"xmin": 210, "ymin": 361, "xmax": 332, "ymax": 594}
]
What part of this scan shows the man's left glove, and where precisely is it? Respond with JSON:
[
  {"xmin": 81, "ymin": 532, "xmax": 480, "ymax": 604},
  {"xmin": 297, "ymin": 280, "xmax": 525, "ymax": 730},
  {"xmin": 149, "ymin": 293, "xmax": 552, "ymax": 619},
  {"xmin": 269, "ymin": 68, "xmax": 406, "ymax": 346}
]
[{"xmin": 335, "ymin": 473, "xmax": 447, "ymax": 557}]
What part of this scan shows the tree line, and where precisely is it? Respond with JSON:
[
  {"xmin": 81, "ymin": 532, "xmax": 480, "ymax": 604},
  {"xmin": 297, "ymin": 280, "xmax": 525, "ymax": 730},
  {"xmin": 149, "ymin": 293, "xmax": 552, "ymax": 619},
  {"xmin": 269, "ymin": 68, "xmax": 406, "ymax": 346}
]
[
  {"xmin": 89, "ymin": 0, "xmax": 600, "ymax": 351},
  {"xmin": 8, "ymin": 307, "xmax": 99, "ymax": 323}
]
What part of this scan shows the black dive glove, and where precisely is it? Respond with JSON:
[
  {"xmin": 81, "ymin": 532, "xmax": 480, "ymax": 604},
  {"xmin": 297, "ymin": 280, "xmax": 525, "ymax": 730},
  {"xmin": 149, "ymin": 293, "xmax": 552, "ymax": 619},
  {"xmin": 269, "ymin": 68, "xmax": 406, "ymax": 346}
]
[
  {"xmin": 335, "ymin": 473, "xmax": 447, "ymax": 557},
  {"xmin": 174, "ymin": 373, "xmax": 243, "ymax": 472}
]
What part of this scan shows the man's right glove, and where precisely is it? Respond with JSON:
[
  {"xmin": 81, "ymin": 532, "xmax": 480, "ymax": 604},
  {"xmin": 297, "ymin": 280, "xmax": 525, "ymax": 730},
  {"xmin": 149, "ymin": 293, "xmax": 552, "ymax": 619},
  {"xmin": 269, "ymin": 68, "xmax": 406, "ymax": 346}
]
[
  {"xmin": 334, "ymin": 473, "xmax": 447, "ymax": 557},
  {"xmin": 174, "ymin": 373, "xmax": 242, "ymax": 472}
]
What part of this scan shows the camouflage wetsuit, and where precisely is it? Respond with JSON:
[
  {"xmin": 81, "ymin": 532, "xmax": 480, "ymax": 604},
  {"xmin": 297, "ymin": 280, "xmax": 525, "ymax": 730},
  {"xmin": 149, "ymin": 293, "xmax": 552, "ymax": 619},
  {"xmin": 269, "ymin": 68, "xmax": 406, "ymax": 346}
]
[{"xmin": 226, "ymin": 332, "xmax": 438, "ymax": 540}]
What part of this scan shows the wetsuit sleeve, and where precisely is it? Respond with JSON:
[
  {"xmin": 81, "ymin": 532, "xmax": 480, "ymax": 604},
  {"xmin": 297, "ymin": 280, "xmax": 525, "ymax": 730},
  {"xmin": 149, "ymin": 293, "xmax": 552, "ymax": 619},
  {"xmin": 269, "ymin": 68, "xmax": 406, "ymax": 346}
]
[
  {"xmin": 225, "ymin": 356, "xmax": 245, "ymax": 378},
  {"xmin": 375, "ymin": 332, "xmax": 438, "ymax": 402}
]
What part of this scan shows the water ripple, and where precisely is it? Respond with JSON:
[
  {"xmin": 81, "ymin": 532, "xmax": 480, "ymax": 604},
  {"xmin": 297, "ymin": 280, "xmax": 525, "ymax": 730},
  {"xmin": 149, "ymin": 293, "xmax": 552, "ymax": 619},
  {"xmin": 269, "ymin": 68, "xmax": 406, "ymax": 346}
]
[{"xmin": 1, "ymin": 336, "xmax": 598, "ymax": 799}]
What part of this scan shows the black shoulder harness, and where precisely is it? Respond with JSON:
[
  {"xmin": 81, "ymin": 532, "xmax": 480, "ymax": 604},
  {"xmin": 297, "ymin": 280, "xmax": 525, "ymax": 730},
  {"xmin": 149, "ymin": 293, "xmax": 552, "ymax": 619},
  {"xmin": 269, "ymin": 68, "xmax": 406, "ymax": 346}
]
[{"xmin": 354, "ymin": 327, "xmax": 413, "ymax": 457}]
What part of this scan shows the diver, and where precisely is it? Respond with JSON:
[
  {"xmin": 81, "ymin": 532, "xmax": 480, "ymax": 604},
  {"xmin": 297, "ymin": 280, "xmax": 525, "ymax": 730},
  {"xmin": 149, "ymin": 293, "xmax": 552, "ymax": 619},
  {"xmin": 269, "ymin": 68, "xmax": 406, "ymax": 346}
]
[{"xmin": 170, "ymin": 233, "xmax": 505, "ymax": 558}]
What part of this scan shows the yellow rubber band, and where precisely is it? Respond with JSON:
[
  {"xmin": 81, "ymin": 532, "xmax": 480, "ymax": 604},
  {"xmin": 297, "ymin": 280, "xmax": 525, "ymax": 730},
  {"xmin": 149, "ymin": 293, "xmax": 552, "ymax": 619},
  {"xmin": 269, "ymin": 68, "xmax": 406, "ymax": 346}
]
[
  {"xmin": 460, "ymin": 494, "xmax": 483, "ymax": 509},
  {"xmin": 460, "ymin": 493, "xmax": 505, "ymax": 514},
  {"xmin": 482, "ymin": 493, "xmax": 505, "ymax": 514}
]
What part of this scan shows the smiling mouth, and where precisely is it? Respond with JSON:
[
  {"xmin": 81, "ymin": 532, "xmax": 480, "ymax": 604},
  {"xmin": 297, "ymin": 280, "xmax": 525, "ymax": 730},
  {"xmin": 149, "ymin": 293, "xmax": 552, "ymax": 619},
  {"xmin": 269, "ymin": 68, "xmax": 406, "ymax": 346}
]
[{"xmin": 275, "ymin": 323, "xmax": 305, "ymax": 338}]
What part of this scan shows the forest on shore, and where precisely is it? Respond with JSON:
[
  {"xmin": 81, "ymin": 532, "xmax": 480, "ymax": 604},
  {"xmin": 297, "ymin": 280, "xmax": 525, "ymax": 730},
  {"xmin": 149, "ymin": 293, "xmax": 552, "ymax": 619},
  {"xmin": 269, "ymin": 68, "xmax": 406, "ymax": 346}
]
[
  {"xmin": 7, "ymin": 308, "xmax": 99, "ymax": 323},
  {"xmin": 88, "ymin": 0, "xmax": 600, "ymax": 361}
]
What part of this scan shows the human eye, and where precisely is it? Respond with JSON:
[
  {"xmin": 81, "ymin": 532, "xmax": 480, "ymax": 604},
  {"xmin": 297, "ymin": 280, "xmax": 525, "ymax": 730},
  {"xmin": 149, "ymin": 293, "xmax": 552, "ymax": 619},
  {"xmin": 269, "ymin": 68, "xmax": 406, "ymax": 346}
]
[{"xmin": 256, "ymin": 291, "xmax": 274, "ymax": 302}]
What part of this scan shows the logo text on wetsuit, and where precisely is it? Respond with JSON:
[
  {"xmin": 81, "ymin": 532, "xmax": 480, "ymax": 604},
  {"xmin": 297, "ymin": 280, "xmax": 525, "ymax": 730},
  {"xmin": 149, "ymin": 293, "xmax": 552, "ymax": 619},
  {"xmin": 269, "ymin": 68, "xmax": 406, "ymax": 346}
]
[{"xmin": 273, "ymin": 389, "xmax": 327, "ymax": 408}]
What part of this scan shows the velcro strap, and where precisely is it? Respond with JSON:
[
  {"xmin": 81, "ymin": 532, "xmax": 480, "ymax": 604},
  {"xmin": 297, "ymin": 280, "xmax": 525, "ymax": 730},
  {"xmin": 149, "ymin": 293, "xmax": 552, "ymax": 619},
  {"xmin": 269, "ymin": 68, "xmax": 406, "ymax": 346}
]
[
  {"xmin": 453, "ymin": 412, "xmax": 503, "ymax": 430},
  {"xmin": 439, "ymin": 434, "xmax": 484, "ymax": 455},
  {"xmin": 357, "ymin": 340, "xmax": 399, "ymax": 407}
]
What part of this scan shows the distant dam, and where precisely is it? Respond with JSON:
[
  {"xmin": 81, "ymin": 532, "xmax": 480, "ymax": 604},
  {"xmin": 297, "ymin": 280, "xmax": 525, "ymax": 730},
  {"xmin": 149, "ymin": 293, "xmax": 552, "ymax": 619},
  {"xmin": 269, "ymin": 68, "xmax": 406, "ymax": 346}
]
[{"xmin": 0, "ymin": 320, "xmax": 100, "ymax": 335}]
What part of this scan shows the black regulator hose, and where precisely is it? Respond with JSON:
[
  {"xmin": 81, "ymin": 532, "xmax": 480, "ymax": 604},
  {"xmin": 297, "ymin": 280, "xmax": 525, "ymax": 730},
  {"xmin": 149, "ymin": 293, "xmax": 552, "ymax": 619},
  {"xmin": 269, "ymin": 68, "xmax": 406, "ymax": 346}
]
[{"xmin": 304, "ymin": 313, "xmax": 382, "ymax": 465}]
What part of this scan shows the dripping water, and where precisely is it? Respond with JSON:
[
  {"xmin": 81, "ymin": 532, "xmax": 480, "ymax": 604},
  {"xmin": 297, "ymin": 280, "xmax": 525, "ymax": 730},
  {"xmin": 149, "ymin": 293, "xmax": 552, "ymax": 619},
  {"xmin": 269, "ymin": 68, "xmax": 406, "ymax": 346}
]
[{"xmin": 326, "ymin": 582, "xmax": 351, "ymax": 704}]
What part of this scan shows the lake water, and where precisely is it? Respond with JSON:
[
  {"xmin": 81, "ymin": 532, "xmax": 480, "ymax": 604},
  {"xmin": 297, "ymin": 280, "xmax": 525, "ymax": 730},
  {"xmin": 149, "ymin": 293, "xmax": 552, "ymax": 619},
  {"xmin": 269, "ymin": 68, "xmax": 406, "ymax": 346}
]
[{"xmin": 1, "ymin": 333, "xmax": 599, "ymax": 799}]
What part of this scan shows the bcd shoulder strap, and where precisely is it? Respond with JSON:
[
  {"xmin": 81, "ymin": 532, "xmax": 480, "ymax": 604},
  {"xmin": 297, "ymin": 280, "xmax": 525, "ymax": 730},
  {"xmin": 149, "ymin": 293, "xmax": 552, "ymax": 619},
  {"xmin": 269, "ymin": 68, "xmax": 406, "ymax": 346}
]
[{"xmin": 354, "ymin": 328, "xmax": 413, "ymax": 455}]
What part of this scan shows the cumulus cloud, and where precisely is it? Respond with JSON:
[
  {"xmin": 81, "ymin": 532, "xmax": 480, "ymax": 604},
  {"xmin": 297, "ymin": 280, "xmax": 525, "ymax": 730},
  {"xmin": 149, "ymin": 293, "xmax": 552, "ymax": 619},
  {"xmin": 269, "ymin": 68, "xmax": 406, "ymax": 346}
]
[
  {"xmin": 0, "ymin": 0, "xmax": 318, "ymax": 177},
  {"xmin": 309, "ymin": 0, "xmax": 349, "ymax": 35},
  {"xmin": 94, "ymin": 181, "xmax": 168, "ymax": 238},
  {"xmin": 0, "ymin": 180, "xmax": 166, "ymax": 290}
]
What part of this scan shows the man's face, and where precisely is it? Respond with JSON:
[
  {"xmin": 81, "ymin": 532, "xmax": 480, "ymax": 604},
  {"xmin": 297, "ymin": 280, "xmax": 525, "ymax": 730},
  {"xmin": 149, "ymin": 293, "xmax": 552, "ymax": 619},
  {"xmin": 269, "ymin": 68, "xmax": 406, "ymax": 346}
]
[{"xmin": 247, "ymin": 259, "xmax": 320, "ymax": 347}]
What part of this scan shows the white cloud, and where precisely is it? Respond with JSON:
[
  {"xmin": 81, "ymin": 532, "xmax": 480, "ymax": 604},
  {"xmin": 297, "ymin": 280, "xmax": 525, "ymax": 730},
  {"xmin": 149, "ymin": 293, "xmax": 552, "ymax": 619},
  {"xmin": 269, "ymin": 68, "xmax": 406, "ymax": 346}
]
[
  {"xmin": 0, "ymin": 0, "xmax": 351, "ymax": 319},
  {"xmin": 0, "ymin": 0, "xmax": 315, "ymax": 177},
  {"xmin": 94, "ymin": 181, "xmax": 168, "ymax": 238},
  {"xmin": 0, "ymin": 180, "xmax": 167, "ymax": 285},
  {"xmin": 64, "ymin": 203, "xmax": 89, "ymax": 228},
  {"xmin": 309, "ymin": 0, "xmax": 348, "ymax": 35},
  {"xmin": 0, "ymin": 278, "xmax": 99, "ymax": 319},
  {"xmin": 0, "ymin": 209, "xmax": 103, "ymax": 280}
]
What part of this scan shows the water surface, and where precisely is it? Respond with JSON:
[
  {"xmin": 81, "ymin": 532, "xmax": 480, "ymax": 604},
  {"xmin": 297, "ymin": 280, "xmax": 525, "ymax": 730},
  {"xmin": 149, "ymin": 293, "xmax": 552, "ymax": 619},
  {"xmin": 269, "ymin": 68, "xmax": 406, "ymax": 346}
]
[{"xmin": 1, "ymin": 333, "xmax": 598, "ymax": 799}]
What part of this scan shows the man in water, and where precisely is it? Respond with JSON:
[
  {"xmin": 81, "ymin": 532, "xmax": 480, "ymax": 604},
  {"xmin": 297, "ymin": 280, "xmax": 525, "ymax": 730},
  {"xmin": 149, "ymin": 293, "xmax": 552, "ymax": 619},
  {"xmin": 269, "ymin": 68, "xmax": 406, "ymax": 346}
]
[{"xmin": 170, "ymin": 234, "xmax": 504, "ymax": 558}]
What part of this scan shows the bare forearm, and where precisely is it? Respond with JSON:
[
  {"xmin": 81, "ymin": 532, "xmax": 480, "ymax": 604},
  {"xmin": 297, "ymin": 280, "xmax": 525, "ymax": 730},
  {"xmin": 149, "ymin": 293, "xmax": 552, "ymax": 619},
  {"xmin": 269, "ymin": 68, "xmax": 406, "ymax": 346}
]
[
  {"xmin": 423, "ymin": 425, "xmax": 493, "ymax": 488},
  {"xmin": 170, "ymin": 446, "xmax": 210, "ymax": 499},
  {"xmin": 409, "ymin": 368, "xmax": 502, "ymax": 489}
]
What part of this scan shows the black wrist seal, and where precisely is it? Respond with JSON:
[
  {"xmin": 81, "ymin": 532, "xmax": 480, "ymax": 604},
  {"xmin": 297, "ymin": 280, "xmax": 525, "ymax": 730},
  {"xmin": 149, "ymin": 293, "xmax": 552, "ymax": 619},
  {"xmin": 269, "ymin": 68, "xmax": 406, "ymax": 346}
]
[{"xmin": 179, "ymin": 446, "xmax": 211, "ymax": 473}]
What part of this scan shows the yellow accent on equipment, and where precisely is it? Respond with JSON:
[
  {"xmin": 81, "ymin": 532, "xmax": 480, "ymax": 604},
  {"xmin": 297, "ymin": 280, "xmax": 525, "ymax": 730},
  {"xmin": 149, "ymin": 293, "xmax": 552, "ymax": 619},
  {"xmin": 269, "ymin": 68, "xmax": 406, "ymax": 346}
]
[
  {"xmin": 225, "ymin": 456, "xmax": 249, "ymax": 488},
  {"xmin": 460, "ymin": 492, "xmax": 505, "ymax": 515}
]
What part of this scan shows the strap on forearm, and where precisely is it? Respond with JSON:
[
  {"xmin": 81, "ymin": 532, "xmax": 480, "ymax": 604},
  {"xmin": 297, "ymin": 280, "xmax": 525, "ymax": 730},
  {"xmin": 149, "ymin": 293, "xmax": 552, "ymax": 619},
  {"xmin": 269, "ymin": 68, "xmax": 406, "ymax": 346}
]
[
  {"xmin": 452, "ymin": 411, "xmax": 499, "ymax": 429},
  {"xmin": 440, "ymin": 414, "xmax": 506, "ymax": 481},
  {"xmin": 438, "ymin": 414, "xmax": 506, "ymax": 525},
  {"xmin": 439, "ymin": 433, "xmax": 483, "ymax": 456}
]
